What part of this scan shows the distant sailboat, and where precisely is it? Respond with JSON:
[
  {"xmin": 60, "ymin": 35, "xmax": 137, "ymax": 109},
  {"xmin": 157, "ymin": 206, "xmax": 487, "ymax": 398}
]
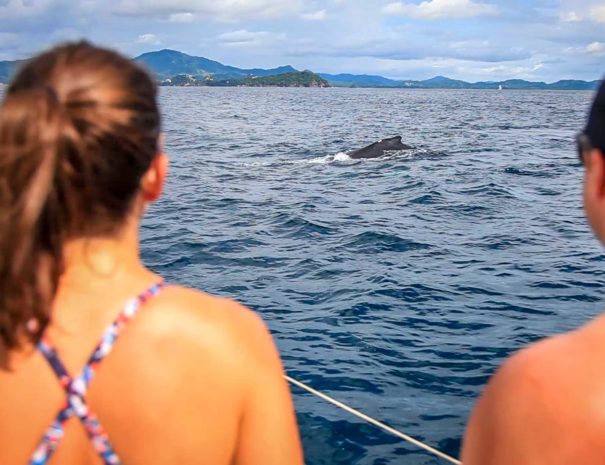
[{"xmin": 498, "ymin": 84, "xmax": 503, "ymax": 90}]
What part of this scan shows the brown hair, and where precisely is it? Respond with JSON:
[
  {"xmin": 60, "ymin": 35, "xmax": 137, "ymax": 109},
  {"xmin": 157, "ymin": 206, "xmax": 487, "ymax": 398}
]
[{"xmin": 0, "ymin": 41, "xmax": 161, "ymax": 351}]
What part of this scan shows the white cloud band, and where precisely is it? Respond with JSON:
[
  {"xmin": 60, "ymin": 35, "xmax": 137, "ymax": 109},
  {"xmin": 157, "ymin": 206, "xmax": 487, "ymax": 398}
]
[{"xmin": 382, "ymin": 0, "xmax": 498, "ymax": 20}]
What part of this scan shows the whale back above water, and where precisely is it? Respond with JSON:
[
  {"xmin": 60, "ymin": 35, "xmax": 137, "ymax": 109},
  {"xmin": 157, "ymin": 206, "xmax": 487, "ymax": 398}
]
[{"xmin": 348, "ymin": 136, "xmax": 413, "ymax": 159}]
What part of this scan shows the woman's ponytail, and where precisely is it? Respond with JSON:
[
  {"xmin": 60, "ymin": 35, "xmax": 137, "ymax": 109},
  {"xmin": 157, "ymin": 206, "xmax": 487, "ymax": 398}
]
[
  {"xmin": 0, "ymin": 41, "xmax": 160, "ymax": 354},
  {"xmin": 0, "ymin": 86, "xmax": 67, "ymax": 349}
]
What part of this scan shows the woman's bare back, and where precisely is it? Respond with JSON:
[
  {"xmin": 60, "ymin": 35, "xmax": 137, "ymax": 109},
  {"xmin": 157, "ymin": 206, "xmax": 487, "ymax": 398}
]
[{"xmin": 0, "ymin": 271, "xmax": 302, "ymax": 465}]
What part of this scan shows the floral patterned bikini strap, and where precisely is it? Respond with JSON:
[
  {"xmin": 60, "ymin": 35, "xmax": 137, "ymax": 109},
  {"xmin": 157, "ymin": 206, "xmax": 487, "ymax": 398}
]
[
  {"xmin": 85, "ymin": 280, "xmax": 166, "ymax": 366},
  {"xmin": 32, "ymin": 280, "xmax": 166, "ymax": 465}
]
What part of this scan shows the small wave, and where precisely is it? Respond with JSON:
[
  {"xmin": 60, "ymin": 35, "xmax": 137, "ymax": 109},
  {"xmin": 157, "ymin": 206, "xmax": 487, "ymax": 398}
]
[
  {"xmin": 342, "ymin": 231, "xmax": 432, "ymax": 254},
  {"xmin": 409, "ymin": 191, "xmax": 443, "ymax": 205},
  {"xmin": 270, "ymin": 213, "xmax": 339, "ymax": 238},
  {"xmin": 455, "ymin": 182, "xmax": 517, "ymax": 199},
  {"xmin": 504, "ymin": 167, "xmax": 553, "ymax": 177}
]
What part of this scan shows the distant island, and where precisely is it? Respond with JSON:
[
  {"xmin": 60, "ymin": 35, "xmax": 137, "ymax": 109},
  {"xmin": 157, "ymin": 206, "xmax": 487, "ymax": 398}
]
[
  {"xmin": 161, "ymin": 70, "xmax": 329, "ymax": 88},
  {"xmin": 0, "ymin": 49, "xmax": 600, "ymax": 90}
]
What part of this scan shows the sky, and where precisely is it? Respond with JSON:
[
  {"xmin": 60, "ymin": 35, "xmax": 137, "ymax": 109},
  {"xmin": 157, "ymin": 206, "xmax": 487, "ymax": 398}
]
[{"xmin": 0, "ymin": 0, "xmax": 604, "ymax": 82}]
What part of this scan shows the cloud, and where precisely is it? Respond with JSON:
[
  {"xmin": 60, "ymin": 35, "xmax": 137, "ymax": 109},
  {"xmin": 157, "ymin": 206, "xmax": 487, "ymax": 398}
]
[
  {"xmin": 111, "ymin": 0, "xmax": 302, "ymax": 21},
  {"xmin": 216, "ymin": 29, "xmax": 286, "ymax": 47},
  {"xmin": 477, "ymin": 61, "xmax": 546, "ymax": 78},
  {"xmin": 564, "ymin": 41, "xmax": 605, "ymax": 56},
  {"xmin": 586, "ymin": 41, "xmax": 605, "ymax": 55},
  {"xmin": 591, "ymin": 4, "xmax": 605, "ymax": 23},
  {"xmin": 301, "ymin": 9, "xmax": 327, "ymax": 20},
  {"xmin": 288, "ymin": 35, "xmax": 529, "ymax": 64},
  {"xmin": 169, "ymin": 12, "xmax": 195, "ymax": 22},
  {"xmin": 0, "ymin": 0, "xmax": 60, "ymax": 19},
  {"xmin": 219, "ymin": 29, "xmax": 267, "ymax": 44},
  {"xmin": 559, "ymin": 11, "xmax": 580, "ymax": 22},
  {"xmin": 0, "ymin": 32, "xmax": 20, "ymax": 47},
  {"xmin": 382, "ymin": 0, "xmax": 498, "ymax": 20},
  {"xmin": 136, "ymin": 33, "xmax": 160, "ymax": 45},
  {"xmin": 558, "ymin": 3, "xmax": 605, "ymax": 24},
  {"xmin": 446, "ymin": 40, "xmax": 529, "ymax": 62},
  {"xmin": 50, "ymin": 27, "xmax": 84, "ymax": 42}
]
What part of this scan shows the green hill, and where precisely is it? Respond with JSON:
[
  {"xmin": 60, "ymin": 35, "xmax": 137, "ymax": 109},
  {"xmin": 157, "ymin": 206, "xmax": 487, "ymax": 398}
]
[
  {"xmin": 238, "ymin": 71, "xmax": 329, "ymax": 87},
  {"xmin": 161, "ymin": 70, "xmax": 329, "ymax": 88}
]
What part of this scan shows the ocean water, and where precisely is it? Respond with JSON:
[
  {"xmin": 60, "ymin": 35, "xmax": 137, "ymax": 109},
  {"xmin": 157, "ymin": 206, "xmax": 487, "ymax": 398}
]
[{"xmin": 141, "ymin": 87, "xmax": 601, "ymax": 464}]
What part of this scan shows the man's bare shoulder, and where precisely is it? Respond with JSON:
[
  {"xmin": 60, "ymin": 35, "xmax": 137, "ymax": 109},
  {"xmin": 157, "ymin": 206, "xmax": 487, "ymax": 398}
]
[
  {"xmin": 463, "ymin": 317, "xmax": 605, "ymax": 464},
  {"xmin": 505, "ymin": 315, "xmax": 605, "ymax": 395},
  {"xmin": 490, "ymin": 321, "xmax": 605, "ymax": 420}
]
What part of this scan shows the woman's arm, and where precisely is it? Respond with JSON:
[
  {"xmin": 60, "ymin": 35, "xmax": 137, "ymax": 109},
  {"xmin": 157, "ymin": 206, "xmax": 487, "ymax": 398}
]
[{"xmin": 231, "ymin": 308, "xmax": 304, "ymax": 465}]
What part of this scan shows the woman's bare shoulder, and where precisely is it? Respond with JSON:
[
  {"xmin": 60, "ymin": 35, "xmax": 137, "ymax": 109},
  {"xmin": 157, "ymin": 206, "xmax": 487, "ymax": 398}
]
[
  {"xmin": 137, "ymin": 284, "xmax": 279, "ymax": 369},
  {"xmin": 148, "ymin": 285, "xmax": 258, "ymax": 323}
]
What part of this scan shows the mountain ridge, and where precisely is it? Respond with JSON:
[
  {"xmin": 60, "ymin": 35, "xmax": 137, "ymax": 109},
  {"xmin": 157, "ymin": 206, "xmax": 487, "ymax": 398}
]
[
  {"xmin": 0, "ymin": 49, "xmax": 599, "ymax": 90},
  {"xmin": 135, "ymin": 49, "xmax": 297, "ymax": 80}
]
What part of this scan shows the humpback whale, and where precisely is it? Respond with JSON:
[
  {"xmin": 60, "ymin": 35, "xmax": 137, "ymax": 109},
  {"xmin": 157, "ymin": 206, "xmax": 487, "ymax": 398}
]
[{"xmin": 348, "ymin": 136, "xmax": 413, "ymax": 159}]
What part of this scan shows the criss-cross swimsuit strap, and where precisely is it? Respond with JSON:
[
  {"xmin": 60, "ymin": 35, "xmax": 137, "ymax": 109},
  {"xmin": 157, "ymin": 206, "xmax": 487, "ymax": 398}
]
[{"xmin": 29, "ymin": 281, "xmax": 166, "ymax": 465}]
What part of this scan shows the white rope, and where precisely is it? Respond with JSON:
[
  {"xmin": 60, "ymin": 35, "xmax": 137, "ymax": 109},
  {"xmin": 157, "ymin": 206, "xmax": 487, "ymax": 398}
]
[{"xmin": 285, "ymin": 375, "xmax": 461, "ymax": 465}]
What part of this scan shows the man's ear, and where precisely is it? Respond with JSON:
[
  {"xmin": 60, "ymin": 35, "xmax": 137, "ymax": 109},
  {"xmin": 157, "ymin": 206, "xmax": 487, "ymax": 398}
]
[{"xmin": 141, "ymin": 153, "xmax": 168, "ymax": 202}]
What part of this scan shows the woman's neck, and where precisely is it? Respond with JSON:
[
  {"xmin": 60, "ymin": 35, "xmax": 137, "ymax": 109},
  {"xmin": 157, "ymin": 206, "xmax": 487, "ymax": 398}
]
[{"xmin": 61, "ymin": 221, "xmax": 143, "ymax": 289}]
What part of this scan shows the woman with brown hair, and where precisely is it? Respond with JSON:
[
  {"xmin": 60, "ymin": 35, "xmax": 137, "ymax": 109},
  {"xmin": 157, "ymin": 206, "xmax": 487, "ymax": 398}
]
[{"xmin": 0, "ymin": 41, "xmax": 303, "ymax": 465}]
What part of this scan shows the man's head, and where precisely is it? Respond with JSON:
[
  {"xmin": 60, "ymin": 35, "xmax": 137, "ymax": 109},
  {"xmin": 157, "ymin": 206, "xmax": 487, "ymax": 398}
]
[{"xmin": 582, "ymin": 79, "xmax": 605, "ymax": 242}]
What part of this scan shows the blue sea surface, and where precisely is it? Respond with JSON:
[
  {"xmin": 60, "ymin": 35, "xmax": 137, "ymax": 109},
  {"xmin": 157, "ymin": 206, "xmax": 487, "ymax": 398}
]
[{"xmin": 141, "ymin": 87, "xmax": 602, "ymax": 464}]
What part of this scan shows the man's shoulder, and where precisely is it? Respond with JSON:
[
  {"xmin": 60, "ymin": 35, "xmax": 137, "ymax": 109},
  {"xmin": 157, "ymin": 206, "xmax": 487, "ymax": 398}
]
[
  {"xmin": 501, "ymin": 315, "xmax": 605, "ymax": 396},
  {"xmin": 482, "ymin": 317, "xmax": 605, "ymax": 443},
  {"xmin": 462, "ymin": 318, "xmax": 605, "ymax": 464},
  {"xmin": 493, "ymin": 323, "xmax": 600, "ymax": 410}
]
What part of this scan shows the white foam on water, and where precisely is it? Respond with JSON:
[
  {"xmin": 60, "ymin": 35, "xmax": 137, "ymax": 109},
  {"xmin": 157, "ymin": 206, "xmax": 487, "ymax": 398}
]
[
  {"xmin": 307, "ymin": 152, "xmax": 353, "ymax": 164},
  {"xmin": 236, "ymin": 149, "xmax": 430, "ymax": 168},
  {"xmin": 307, "ymin": 154, "xmax": 334, "ymax": 165},
  {"xmin": 333, "ymin": 152, "xmax": 351, "ymax": 162},
  {"xmin": 240, "ymin": 154, "xmax": 335, "ymax": 167}
]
